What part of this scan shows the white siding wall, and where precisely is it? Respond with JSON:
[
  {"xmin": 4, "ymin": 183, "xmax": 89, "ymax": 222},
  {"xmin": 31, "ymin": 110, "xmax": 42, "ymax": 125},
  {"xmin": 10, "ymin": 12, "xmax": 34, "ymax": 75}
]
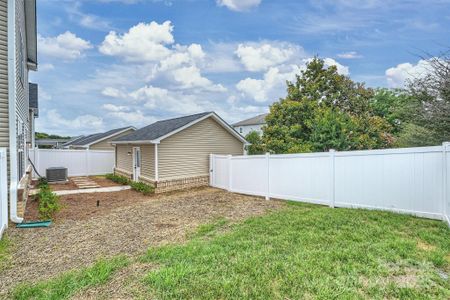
[{"xmin": 234, "ymin": 124, "xmax": 264, "ymax": 137}]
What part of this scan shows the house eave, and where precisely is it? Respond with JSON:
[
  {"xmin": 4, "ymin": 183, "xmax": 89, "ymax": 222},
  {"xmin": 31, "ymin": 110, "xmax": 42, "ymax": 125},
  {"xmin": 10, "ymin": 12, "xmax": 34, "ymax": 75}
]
[{"xmin": 84, "ymin": 126, "xmax": 136, "ymax": 147}]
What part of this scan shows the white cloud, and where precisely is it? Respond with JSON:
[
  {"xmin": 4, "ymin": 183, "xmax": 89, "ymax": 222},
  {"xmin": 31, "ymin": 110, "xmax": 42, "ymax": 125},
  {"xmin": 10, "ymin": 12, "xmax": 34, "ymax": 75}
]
[
  {"xmin": 237, "ymin": 65, "xmax": 303, "ymax": 102},
  {"xmin": 236, "ymin": 58, "xmax": 349, "ymax": 102},
  {"xmin": 66, "ymin": 2, "xmax": 111, "ymax": 31},
  {"xmin": 101, "ymin": 87, "xmax": 128, "ymax": 98},
  {"xmin": 322, "ymin": 58, "xmax": 350, "ymax": 76},
  {"xmin": 217, "ymin": 0, "xmax": 261, "ymax": 11},
  {"xmin": 385, "ymin": 59, "xmax": 433, "ymax": 88},
  {"xmin": 337, "ymin": 51, "xmax": 362, "ymax": 59},
  {"xmin": 235, "ymin": 42, "xmax": 305, "ymax": 72},
  {"xmin": 107, "ymin": 110, "xmax": 156, "ymax": 124},
  {"xmin": 125, "ymin": 85, "xmax": 206, "ymax": 114},
  {"xmin": 171, "ymin": 66, "xmax": 227, "ymax": 91},
  {"xmin": 38, "ymin": 31, "xmax": 92, "ymax": 60},
  {"xmin": 102, "ymin": 103, "xmax": 129, "ymax": 112},
  {"xmin": 39, "ymin": 63, "xmax": 55, "ymax": 71},
  {"xmin": 99, "ymin": 21, "xmax": 174, "ymax": 62},
  {"xmin": 39, "ymin": 109, "xmax": 104, "ymax": 133}
]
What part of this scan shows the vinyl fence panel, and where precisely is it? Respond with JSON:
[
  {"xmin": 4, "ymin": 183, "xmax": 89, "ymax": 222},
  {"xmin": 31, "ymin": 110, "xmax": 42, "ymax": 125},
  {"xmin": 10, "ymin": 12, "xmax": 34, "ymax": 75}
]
[
  {"xmin": 269, "ymin": 153, "xmax": 332, "ymax": 205},
  {"xmin": 0, "ymin": 148, "xmax": 8, "ymax": 239},
  {"xmin": 30, "ymin": 149, "xmax": 114, "ymax": 177},
  {"xmin": 210, "ymin": 143, "xmax": 450, "ymax": 223},
  {"xmin": 333, "ymin": 147, "xmax": 444, "ymax": 219}
]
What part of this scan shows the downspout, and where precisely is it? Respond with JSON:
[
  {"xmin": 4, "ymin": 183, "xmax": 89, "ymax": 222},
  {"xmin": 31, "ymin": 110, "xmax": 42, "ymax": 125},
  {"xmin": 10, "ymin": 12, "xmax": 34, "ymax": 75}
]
[{"xmin": 8, "ymin": 0, "xmax": 23, "ymax": 223}]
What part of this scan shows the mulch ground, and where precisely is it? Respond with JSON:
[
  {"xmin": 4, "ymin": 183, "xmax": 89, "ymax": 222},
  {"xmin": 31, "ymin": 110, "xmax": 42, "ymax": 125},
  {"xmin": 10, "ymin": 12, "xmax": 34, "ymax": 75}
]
[
  {"xmin": 47, "ymin": 176, "xmax": 121, "ymax": 191},
  {"xmin": 0, "ymin": 187, "xmax": 284, "ymax": 297}
]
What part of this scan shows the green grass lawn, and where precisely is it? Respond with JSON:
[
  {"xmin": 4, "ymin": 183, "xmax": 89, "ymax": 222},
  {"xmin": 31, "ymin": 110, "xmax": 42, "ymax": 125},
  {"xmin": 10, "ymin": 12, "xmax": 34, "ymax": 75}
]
[{"xmin": 12, "ymin": 202, "xmax": 450, "ymax": 299}]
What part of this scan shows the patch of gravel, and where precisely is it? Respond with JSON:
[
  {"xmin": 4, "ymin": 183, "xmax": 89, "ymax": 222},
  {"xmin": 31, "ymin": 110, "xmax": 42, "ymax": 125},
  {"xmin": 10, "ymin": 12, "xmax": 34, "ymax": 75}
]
[{"xmin": 0, "ymin": 188, "xmax": 283, "ymax": 297}]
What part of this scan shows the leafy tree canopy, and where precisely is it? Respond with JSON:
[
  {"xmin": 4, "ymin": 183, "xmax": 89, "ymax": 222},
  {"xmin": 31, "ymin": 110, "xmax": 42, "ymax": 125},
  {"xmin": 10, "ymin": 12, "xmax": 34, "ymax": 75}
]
[
  {"xmin": 244, "ymin": 131, "xmax": 265, "ymax": 155},
  {"xmin": 263, "ymin": 58, "xmax": 393, "ymax": 153},
  {"xmin": 35, "ymin": 132, "xmax": 71, "ymax": 140}
]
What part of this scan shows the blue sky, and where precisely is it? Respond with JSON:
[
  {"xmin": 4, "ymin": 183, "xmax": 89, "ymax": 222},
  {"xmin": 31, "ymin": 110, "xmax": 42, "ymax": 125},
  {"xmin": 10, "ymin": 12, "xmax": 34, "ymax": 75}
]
[{"xmin": 31, "ymin": 0, "xmax": 450, "ymax": 136}]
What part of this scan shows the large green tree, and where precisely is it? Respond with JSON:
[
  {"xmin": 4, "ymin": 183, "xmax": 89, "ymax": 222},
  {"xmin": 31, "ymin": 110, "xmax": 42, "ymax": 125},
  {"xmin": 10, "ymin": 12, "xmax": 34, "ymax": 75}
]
[
  {"xmin": 407, "ymin": 54, "xmax": 450, "ymax": 144},
  {"xmin": 263, "ymin": 58, "xmax": 393, "ymax": 153}
]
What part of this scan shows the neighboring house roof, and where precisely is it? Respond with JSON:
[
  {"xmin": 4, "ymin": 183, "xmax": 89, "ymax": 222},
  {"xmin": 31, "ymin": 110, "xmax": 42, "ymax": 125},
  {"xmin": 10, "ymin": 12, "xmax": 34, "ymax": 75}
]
[
  {"xmin": 62, "ymin": 136, "xmax": 85, "ymax": 147},
  {"xmin": 113, "ymin": 112, "xmax": 247, "ymax": 144},
  {"xmin": 233, "ymin": 113, "xmax": 268, "ymax": 127},
  {"xmin": 66, "ymin": 126, "xmax": 136, "ymax": 148},
  {"xmin": 24, "ymin": 0, "xmax": 37, "ymax": 70},
  {"xmin": 29, "ymin": 83, "xmax": 38, "ymax": 117}
]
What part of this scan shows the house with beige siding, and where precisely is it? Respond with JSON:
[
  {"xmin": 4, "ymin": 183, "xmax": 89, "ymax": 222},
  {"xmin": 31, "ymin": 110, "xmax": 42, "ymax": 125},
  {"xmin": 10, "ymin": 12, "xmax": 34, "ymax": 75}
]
[
  {"xmin": 63, "ymin": 126, "xmax": 135, "ymax": 150},
  {"xmin": 112, "ymin": 112, "xmax": 247, "ymax": 193},
  {"xmin": 0, "ymin": 0, "xmax": 38, "ymax": 226}
]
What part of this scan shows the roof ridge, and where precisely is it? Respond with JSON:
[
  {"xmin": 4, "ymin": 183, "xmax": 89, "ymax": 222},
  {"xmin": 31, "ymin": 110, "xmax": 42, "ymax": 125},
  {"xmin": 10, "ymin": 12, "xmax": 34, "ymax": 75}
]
[{"xmin": 154, "ymin": 111, "xmax": 212, "ymax": 124}]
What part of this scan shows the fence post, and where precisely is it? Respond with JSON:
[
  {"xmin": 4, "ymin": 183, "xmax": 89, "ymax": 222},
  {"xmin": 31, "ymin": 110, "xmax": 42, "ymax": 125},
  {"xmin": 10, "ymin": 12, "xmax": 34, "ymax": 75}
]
[
  {"xmin": 209, "ymin": 154, "xmax": 213, "ymax": 187},
  {"xmin": 266, "ymin": 152, "xmax": 270, "ymax": 200},
  {"xmin": 443, "ymin": 142, "xmax": 449, "ymax": 221},
  {"xmin": 85, "ymin": 149, "xmax": 90, "ymax": 176},
  {"xmin": 227, "ymin": 154, "xmax": 232, "ymax": 191},
  {"xmin": 329, "ymin": 149, "xmax": 336, "ymax": 208}
]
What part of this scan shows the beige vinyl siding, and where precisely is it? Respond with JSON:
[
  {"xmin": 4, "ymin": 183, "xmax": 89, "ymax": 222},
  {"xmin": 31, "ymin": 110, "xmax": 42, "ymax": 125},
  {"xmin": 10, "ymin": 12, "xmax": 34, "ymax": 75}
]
[
  {"xmin": 89, "ymin": 129, "xmax": 135, "ymax": 150},
  {"xmin": 140, "ymin": 144, "xmax": 155, "ymax": 180},
  {"xmin": 15, "ymin": 0, "xmax": 28, "ymax": 128},
  {"xmin": 158, "ymin": 117, "xmax": 244, "ymax": 180},
  {"xmin": 0, "ymin": 1, "xmax": 8, "ymax": 150},
  {"xmin": 115, "ymin": 144, "xmax": 133, "ymax": 173}
]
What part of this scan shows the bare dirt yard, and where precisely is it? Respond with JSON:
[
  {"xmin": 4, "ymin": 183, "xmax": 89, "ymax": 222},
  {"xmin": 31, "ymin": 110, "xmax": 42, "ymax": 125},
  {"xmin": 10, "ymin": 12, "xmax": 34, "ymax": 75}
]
[{"xmin": 0, "ymin": 187, "xmax": 284, "ymax": 297}]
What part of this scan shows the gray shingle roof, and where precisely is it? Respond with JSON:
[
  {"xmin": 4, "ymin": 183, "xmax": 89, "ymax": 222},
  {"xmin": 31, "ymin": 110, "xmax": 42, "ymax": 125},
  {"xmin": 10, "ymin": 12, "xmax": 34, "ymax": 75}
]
[
  {"xmin": 114, "ymin": 112, "xmax": 212, "ymax": 142},
  {"xmin": 232, "ymin": 113, "xmax": 268, "ymax": 126},
  {"xmin": 68, "ymin": 127, "xmax": 134, "ymax": 147}
]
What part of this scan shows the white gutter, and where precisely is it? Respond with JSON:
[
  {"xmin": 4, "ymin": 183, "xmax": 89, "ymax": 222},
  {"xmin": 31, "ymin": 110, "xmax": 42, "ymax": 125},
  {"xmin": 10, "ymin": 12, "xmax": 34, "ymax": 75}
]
[{"xmin": 8, "ymin": 0, "xmax": 23, "ymax": 223}]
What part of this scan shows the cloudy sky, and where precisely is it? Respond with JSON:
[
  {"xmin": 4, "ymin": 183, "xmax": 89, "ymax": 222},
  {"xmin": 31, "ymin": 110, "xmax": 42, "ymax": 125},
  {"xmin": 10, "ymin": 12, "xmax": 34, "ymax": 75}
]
[{"xmin": 31, "ymin": 0, "xmax": 450, "ymax": 136}]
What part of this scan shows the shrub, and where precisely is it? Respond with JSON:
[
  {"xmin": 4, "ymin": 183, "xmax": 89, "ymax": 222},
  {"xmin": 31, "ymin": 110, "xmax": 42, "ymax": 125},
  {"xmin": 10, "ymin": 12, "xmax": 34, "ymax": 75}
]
[
  {"xmin": 106, "ymin": 173, "xmax": 154, "ymax": 195},
  {"xmin": 130, "ymin": 181, "xmax": 154, "ymax": 195},
  {"xmin": 37, "ymin": 177, "xmax": 48, "ymax": 188},
  {"xmin": 37, "ymin": 185, "xmax": 60, "ymax": 220},
  {"xmin": 105, "ymin": 173, "xmax": 130, "ymax": 185}
]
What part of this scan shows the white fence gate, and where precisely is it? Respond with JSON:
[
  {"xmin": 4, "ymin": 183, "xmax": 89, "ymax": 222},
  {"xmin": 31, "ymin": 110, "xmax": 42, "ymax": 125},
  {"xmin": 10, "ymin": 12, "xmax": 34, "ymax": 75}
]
[
  {"xmin": 0, "ymin": 148, "xmax": 8, "ymax": 239},
  {"xmin": 211, "ymin": 143, "xmax": 450, "ymax": 223},
  {"xmin": 29, "ymin": 149, "xmax": 115, "ymax": 178}
]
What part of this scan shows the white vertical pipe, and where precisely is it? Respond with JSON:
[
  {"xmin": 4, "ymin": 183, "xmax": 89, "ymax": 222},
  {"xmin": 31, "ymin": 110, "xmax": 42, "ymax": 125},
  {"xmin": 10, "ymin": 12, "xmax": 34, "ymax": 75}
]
[
  {"xmin": 227, "ymin": 154, "xmax": 232, "ymax": 191},
  {"xmin": 209, "ymin": 153, "xmax": 213, "ymax": 186},
  {"xmin": 85, "ymin": 149, "xmax": 90, "ymax": 176},
  {"xmin": 154, "ymin": 143, "xmax": 159, "ymax": 181},
  {"xmin": 8, "ymin": 0, "xmax": 22, "ymax": 223},
  {"xmin": 442, "ymin": 142, "xmax": 449, "ymax": 224},
  {"xmin": 329, "ymin": 149, "xmax": 336, "ymax": 208},
  {"xmin": 265, "ymin": 152, "xmax": 270, "ymax": 200}
]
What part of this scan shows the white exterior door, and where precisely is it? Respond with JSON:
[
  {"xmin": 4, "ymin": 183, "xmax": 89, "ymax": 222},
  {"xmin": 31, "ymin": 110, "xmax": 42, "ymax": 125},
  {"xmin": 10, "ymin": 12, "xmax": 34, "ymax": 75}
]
[{"xmin": 132, "ymin": 147, "xmax": 141, "ymax": 181}]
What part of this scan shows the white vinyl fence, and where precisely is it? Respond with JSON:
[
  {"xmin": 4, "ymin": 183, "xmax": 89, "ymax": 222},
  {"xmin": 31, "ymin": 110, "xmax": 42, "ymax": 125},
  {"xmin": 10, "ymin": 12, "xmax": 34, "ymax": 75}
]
[
  {"xmin": 29, "ymin": 149, "xmax": 115, "ymax": 178},
  {"xmin": 0, "ymin": 148, "xmax": 8, "ymax": 239},
  {"xmin": 211, "ymin": 143, "xmax": 450, "ymax": 223}
]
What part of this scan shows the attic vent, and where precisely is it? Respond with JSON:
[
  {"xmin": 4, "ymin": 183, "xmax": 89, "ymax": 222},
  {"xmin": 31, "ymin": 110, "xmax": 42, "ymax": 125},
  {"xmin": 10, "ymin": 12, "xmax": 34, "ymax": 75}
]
[{"xmin": 46, "ymin": 167, "xmax": 68, "ymax": 182}]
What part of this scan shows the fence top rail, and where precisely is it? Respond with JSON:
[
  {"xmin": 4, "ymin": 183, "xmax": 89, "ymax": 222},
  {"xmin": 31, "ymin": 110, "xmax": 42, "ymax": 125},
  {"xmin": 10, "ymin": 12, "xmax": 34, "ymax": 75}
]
[
  {"xmin": 211, "ymin": 154, "xmax": 229, "ymax": 159},
  {"xmin": 31, "ymin": 149, "xmax": 114, "ymax": 153},
  {"xmin": 335, "ymin": 145, "xmax": 443, "ymax": 157}
]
